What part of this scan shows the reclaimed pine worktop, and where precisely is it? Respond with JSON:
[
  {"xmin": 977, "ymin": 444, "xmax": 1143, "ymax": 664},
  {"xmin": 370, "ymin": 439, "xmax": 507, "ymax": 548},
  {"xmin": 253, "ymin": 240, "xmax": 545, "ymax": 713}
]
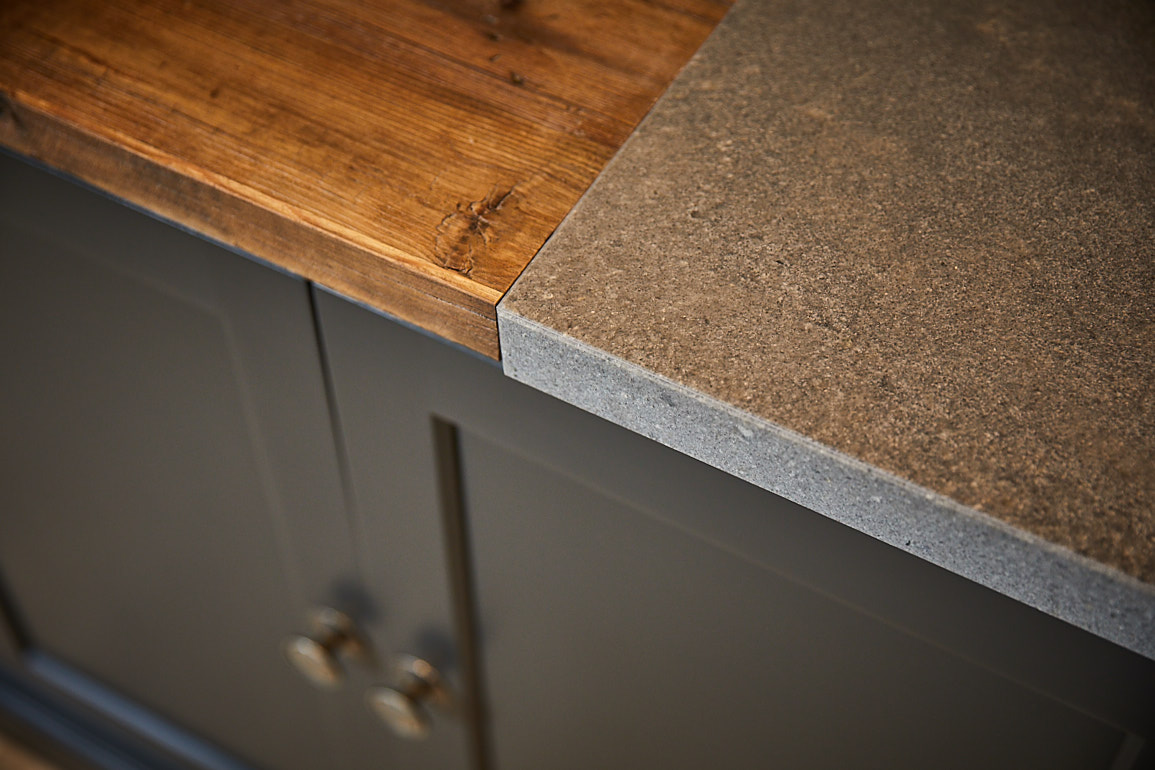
[{"xmin": 0, "ymin": 0, "xmax": 728, "ymax": 358}]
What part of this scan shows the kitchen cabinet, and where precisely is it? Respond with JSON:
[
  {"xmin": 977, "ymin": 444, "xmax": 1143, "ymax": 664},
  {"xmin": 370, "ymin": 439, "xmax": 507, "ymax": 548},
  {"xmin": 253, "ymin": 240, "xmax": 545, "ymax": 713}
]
[
  {"xmin": 3, "ymin": 152, "xmax": 1155, "ymax": 770},
  {"xmin": 0, "ymin": 153, "xmax": 475, "ymax": 770},
  {"xmin": 315, "ymin": 287, "xmax": 1155, "ymax": 770}
]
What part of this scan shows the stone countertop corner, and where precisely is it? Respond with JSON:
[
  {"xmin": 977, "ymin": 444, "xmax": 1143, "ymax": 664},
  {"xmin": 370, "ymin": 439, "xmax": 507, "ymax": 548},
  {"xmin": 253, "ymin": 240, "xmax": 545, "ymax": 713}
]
[{"xmin": 498, "ymin": 0, "xmax": 1155, "ymax": 659}]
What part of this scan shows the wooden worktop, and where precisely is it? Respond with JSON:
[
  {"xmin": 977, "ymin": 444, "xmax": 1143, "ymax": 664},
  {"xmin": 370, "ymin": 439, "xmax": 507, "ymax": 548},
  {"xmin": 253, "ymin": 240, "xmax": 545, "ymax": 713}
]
[{"xmin": 0, "ymin": 0, "xmax": 728, "ymax": 358}]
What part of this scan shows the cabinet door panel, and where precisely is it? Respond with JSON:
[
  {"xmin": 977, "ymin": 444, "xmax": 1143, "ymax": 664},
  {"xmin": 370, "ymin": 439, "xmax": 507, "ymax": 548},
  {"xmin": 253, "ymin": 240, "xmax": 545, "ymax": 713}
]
[
  {"xmin": 311, "ymin": 289, "xmax": 479, "ymax": 770},
  {"xmin": 459, "ymin": 432, "xmax": 1123, "ymax": 770},
  {"xmin": 0, "ymin": 154, "xmax": 357, "ymax": 770}
]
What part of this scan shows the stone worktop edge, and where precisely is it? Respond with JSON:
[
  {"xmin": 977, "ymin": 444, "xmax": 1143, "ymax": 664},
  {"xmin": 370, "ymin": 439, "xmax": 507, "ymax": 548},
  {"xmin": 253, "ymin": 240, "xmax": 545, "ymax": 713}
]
[
  {"xmin": 495, "ymin": 0, "xmax": 1154, "ymax": 660},
  {"xmin": 497, "ymin": 310, "xmax": 1155, "ymax": 660}
]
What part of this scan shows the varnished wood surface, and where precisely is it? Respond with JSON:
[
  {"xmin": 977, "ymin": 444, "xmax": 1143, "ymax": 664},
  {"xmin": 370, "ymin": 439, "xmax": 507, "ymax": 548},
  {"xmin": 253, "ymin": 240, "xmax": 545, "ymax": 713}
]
[{"xmin": 0, "ymin": 0, "xmax": 729, "ymax": 357}]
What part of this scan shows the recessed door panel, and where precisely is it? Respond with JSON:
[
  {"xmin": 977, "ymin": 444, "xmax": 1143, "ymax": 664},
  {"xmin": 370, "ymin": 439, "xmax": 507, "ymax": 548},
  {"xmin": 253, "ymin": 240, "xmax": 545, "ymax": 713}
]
[{"xmin": 0, "ymin": 153, "xmax": 356, "ymax": 770}]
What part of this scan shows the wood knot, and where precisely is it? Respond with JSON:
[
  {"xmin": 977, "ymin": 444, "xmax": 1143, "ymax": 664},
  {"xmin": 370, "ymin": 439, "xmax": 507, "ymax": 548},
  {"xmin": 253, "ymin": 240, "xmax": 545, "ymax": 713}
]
[
  {"xmin": 434, "ymin": 185, "xmax": 518, "ymax": 276},
  {"xmin": 0, "ymin": 92, "xmax": 24, "ymax": 132}
]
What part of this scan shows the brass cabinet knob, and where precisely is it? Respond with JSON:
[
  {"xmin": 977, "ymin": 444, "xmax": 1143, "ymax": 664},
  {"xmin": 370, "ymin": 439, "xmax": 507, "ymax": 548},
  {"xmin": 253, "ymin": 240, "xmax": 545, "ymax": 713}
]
[
  {"xmin": 365, "ymin": 655, "xmax": 452, "ymax": 740},
  {"xmin": 282, "ymin": 607, "xmax": 367, "ymax": 689}
]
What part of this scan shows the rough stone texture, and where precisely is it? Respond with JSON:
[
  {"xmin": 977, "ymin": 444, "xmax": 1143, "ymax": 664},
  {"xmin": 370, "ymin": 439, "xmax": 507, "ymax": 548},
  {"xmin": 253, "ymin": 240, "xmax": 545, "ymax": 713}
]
[
  {"xmin": 499, "ymin": 0, "xmax": 1155, "ymax": 654},
  {"xmin": 501, "ymin": 313, "xmax": 1155, "ymax": 659}
]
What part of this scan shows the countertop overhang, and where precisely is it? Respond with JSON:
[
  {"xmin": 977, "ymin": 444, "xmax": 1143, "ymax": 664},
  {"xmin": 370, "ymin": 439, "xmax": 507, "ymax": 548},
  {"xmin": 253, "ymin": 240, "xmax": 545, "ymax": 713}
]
[
  {"xmin": 500, "ymin": 0, "xmax": 1155, "ymax": 658},
  {"xmin": 0, "ymin": 0, "xmax": 727, "ymax": 358}
]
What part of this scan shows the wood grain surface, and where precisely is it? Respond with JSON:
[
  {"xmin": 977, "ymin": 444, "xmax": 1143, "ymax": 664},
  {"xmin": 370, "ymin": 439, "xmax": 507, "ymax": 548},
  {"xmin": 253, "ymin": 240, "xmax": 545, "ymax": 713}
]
[{"xmin": 0, "ymin": 0, "xmax": 729, "ymax": 356}]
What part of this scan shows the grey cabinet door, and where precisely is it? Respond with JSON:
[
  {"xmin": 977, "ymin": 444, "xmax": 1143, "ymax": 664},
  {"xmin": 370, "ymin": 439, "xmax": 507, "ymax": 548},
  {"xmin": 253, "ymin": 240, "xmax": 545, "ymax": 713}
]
[
  {"xmin": 459, "ymin": 437, "xmax": 1145, "ymax": 769},
  {"xmin": 0, "ymin": 154, "xmax": 362, "ymax": 770},
  {"xmin": 311, "ymin": 293, "xmax": 487, "ymax": 770},
  {"xmin": 314, "ymin": 289, "xmax": 1155, "ymax": 770}
]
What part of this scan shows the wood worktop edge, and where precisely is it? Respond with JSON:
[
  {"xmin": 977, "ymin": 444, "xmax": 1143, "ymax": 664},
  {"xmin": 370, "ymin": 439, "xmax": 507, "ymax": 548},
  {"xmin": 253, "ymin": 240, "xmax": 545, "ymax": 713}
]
[{"xmin": 0, "ymin": 93, "xmax": 502, "ymax": 358}]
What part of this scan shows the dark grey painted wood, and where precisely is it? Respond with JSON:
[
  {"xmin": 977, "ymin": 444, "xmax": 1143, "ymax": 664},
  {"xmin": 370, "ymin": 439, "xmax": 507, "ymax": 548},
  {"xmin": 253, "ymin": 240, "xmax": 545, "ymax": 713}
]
[
  {"xmin": 313, "ymin": 289, "xmax": 1155, "ymax": 770},
  {"xmin": 0, "ymin": 153, "xmax": 359, "ymax": 770},
  {"xmin": 311, "ymin": 290, "xmax": 482, "ymax": 770},
  {"xmin": 24, "ymin": 654, "xmax": 256, "ymax": 770},
  {"xmin": 11, "ymin": 655, "xmax": 246, "ymax": 770},
  {"xmin": 0, "ymin": 574, "xmax": 24, "ymax": 668},
  {"xmin": 0, "ymin": 666, "xmax": 178, "ymax": 770},
  {"xmin": 460, "ymin": 433, "xmax": 1126, "ymax": 769}
]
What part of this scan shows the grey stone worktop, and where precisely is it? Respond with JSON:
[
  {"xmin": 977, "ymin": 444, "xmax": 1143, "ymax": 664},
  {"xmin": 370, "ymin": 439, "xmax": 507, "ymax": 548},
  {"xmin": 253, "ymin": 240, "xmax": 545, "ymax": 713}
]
[{"xmin": 497, "ymin": 0, "xmax": 1155, "ymax": 658}]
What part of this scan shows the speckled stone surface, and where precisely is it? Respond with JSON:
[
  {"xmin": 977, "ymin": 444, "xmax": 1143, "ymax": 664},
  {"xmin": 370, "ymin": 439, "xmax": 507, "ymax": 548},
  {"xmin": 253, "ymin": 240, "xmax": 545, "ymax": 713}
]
[{"xmin": 500, "ymin": 0, "xmax": 1155, "ymax": 653}]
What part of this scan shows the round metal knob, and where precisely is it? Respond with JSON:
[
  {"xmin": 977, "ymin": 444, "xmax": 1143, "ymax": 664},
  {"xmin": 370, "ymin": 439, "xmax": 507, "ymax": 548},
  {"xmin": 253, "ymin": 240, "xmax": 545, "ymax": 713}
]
[
  {"xmin": 282, "ymin": 607, "xmax": 365, "ymax": 689},
  {"xmin": 365, "ymin": 655, "xmax": 452, "ymax": 740},
  {"xmin": 366, "ymin": 686, "xmax": 431, "ymax": 740}
]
